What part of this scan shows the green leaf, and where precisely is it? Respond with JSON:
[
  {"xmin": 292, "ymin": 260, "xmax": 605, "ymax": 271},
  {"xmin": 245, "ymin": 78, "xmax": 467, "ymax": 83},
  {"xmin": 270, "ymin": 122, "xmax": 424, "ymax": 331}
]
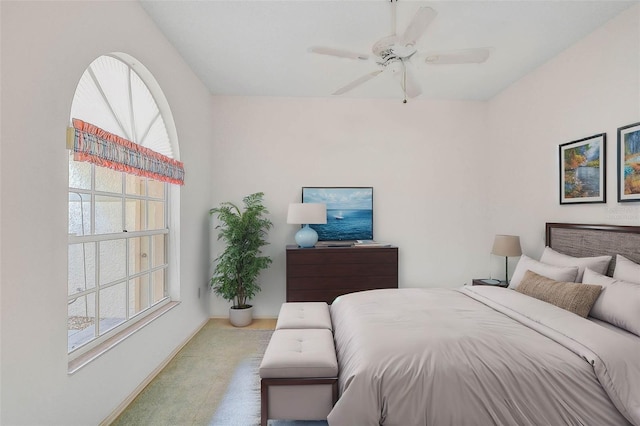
[{"xmin": 209, "ymin": 192, "xmax": 273, "ymax": 306}]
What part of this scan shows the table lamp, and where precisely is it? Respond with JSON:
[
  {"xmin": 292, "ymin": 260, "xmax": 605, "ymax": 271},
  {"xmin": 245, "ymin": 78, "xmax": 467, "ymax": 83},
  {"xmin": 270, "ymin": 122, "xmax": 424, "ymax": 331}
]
[
  {"xmin": 287, "ymin": 203, "xmax": 327, "ymax": 248},
  {"xmin": 491, "ymin": 235, "xmax": 522, "ymax": 284}
]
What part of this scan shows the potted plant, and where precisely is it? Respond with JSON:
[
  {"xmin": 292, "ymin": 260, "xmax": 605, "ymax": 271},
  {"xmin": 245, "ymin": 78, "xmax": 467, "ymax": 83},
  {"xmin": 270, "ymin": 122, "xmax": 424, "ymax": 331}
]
[{"xmin": 209, "ymin": 192, "xmax": 273, "ymax": 327}]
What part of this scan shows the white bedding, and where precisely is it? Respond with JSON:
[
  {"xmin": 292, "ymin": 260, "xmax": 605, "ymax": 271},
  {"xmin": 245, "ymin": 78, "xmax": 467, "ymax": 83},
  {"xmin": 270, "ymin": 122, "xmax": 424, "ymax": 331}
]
[
  {"xmin": 328, "ymin": 286, "xmax": 640, "ymax": 426},
  {"xmin": 590, "ymin": 317, "xmax": 640, "ymax": 339}
]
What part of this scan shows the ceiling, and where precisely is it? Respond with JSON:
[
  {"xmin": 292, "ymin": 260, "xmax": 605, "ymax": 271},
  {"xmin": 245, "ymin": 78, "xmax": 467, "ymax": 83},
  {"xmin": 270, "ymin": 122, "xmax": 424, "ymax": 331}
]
[{"xmin": 140, "ymin": 1, "xmax": 636, "ymax": 101}]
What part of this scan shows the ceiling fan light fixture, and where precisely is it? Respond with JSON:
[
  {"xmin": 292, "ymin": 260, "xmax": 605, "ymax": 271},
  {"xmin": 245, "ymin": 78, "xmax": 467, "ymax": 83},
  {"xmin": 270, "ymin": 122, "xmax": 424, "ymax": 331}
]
[{"xmin": 386, "ymin": 60, "xmax": 404, "ymax": 74}]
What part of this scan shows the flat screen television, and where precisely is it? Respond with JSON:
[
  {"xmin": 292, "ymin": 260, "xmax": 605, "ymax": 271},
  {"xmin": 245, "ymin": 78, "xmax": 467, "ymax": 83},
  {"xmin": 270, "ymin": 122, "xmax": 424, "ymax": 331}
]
[{"xmin": 302, "ymin": 187, "xmax": 373, "ymax": 241}]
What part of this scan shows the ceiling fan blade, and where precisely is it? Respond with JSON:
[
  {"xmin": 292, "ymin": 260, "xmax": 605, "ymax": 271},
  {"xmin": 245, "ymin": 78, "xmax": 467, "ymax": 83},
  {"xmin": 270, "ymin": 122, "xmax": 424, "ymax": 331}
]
[
  {"xmin": 425, "ymin": 48, "xmax": 491, "ymax": 64},
  {"xmin": 401, "ymin": 7, "xmax": 437, "ymax": 46},
  {"xmin": 309, "ymin": 46, "xmax": 369, "ymax": 61},
  {"xmin": 391, "ymin": 62, "xmax": 422, "ymax": 99},
  {"xmin": 333, "ymin": 70, "xmax": 384, "ymax": 95},
  {"xmin": 403, "ymin": 65, "xmax": 422, "ymax": 98}
]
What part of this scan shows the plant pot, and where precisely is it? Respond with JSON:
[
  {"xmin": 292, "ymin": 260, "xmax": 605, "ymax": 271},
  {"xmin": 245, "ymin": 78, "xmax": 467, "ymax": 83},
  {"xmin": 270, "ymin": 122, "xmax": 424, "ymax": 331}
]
[{"xmin": 229, "ymin": 305, "xmax": 253, "ymax": 327}]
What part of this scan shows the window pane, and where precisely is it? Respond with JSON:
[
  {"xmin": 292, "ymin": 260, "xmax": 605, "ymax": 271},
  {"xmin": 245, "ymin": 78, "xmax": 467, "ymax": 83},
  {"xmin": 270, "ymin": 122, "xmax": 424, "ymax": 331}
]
[
  {"xmin": 125, "ymin": 198, "xmax": 146, "ymax": 232},
  {"xmin": 71, "ymin": 62, "xmax": 122, "ymax": 137},
  {"xmin": 152, "ymin": 234, "xmax": 166, "ymax": 267},
  {"xmin": 68, "ymin": 243, "xmax": 96, "ymax": 294},
  {"xmin": 95, "ymin": 165, "xmax": 123, "ymax": 193},
  {"xmin": 99, "ymin": 283, "xmax": 126, "ymax": 334},
  {"xmin": 147, "ymin": 201, "xmax": 165, "ymax": 230},
  {"xmin": 148, "ymin": 179, "xmax": 164, "ymax": 199},
  {"xmin": 99, "ymin": 239, "xmax": 126, "ymax": 284},
  {"xmin": 129, "ymin": 275, "xmax": 150, "ymax": 317},
  {"xmin": 69, "ymin": 155, "xmax": 91, "ymax": 190},
  {"xmin": 131, "ymin": 71, "xmax": 160, "ymax": 145},
  {"xmin": 95, "ymin": 195, "xmax": 123, "ymax": 234},
  {"xmin": 129, "ymin": 237, "xmax": 150, "ymax": 274},
  {"xmin": 68, "ymin": 292, "xmax": 95, "ymax": 352},
  {"xmin": 68, "ymin": 192, "xmax": 91, "ymax": 236},
  {"xmin": 143, "ymin": 119, "xmax": 172, "ymax": 157},
  {"xmin": 152, "ymin": 269, "xmax": 166, "ymax": 304},
  {"xmin": 126, "ymin": 174, "xmax": 145, "ymax": 196},
  {"xmin": 90, "ymin": 57, "xmax": 133, "ymax": 139}
]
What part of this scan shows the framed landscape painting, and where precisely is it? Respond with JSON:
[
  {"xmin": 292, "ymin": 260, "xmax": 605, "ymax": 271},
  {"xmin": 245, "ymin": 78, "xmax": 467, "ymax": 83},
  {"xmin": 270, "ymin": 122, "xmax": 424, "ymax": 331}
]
[
  {"xmin": 617, "ymin": 121, "xmax": 640, "ymax": 202},
  {"xmin": 559, "ymin": 133, "xmax": 606, "ymax": 204}
]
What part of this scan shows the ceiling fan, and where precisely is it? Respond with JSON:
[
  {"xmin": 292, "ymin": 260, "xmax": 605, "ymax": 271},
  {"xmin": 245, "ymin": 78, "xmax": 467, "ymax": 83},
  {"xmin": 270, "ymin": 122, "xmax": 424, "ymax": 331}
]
[{"xmin": 310, "ymin": 1, "xmax": 491, "ymax": 102}]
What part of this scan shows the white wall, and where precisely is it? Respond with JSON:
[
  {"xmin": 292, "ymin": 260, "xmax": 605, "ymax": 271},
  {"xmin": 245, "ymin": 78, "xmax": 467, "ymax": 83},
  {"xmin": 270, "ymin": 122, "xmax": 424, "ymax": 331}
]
[
  {"xmin": 488, "ymin": 5, "xmax": 640, "ymax": 259},
  {"xmin": 209, "ymin": 97, "xmax": 492, "ymax": 317},
  {"xmin": 0, "ymin": 2, "xmax": 212, "ymax": 425},
  {"xmin": 209, "ymin": 5, "xmax": 640, "ymax": 318}
]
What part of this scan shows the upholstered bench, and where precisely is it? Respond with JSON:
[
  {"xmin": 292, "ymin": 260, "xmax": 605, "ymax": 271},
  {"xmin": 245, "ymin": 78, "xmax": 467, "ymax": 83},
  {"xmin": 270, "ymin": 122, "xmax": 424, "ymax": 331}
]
[
  {"xmin": 259, "ymin": 328, "xmax": 338, "ymax": 426},
  {"xmin": 275, "ymin": 302, "xmax": 332, "ymax": 330}
]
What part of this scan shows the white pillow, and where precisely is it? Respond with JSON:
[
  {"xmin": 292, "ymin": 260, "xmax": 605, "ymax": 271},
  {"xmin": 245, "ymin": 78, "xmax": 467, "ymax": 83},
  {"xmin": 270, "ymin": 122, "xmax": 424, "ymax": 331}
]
[
  {"xmin": 540, "ymin": 246, "xmax": 611, "ymax": 282},
  {"xmin": 509, "ymin": 254, "xmax": 579, "ymax": 289},
  {"xmin": 583, "ymin": 268, "xmax": 640, "ymax": 337},
  {"xmin": 613, "ymin": 254, "xmax": 640, "ymax": 284}
]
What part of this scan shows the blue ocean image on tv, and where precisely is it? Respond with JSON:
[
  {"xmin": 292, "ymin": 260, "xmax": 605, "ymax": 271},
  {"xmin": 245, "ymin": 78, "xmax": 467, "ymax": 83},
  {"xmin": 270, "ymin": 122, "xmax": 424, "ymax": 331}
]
[{"xmin": 302, "ymin": 187, "xmax": 373, "ymax": 241}]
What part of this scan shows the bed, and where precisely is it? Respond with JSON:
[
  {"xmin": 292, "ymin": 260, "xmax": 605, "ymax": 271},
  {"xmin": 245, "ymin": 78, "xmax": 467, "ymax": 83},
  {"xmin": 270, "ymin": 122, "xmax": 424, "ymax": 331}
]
[{"xmin": 327, "ymin": 223, "xmax": 640, "ymax": 425}]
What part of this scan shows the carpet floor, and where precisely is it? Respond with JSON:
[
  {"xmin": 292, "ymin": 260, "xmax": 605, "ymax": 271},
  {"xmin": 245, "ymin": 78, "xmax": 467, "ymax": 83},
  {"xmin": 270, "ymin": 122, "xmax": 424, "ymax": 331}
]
[
  {"xmin": 111, "ymin": 319, "xmax": 271, "ymax": 425},
  {"xmin": 110, "ymin": 319, "xmax": 329, "ymax": 426}
]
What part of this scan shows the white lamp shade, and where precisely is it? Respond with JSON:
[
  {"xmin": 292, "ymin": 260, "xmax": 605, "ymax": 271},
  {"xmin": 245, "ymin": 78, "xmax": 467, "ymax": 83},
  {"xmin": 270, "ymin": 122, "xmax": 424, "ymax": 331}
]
[
  {"xmin": 287, "ymin": 203, "xmax": 327, "ymax": 225},
  {"xmin": 491, "ymin": 235, "xmax": 522, "ymax": 257}
]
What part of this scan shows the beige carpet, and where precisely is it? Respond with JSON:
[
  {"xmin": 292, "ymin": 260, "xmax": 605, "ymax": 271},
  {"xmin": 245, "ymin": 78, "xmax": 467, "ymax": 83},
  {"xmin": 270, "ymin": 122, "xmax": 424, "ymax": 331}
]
[{"xmin": 110, "ymin": 319, "xmax": 275, "ymax": 426}]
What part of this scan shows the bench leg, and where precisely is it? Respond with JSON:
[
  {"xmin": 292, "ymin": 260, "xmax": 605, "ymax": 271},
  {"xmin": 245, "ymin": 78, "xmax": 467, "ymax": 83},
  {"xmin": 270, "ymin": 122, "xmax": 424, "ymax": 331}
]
[{"xmin": 261, "ymin": 379, "xmax": 268, "ymax": 426}]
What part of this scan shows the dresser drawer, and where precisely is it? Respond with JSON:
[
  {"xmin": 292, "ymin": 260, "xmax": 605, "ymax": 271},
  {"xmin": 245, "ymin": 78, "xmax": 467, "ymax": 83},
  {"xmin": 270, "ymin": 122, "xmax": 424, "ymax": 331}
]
[{"xmin": 285, "ymin": 245, "xmax": 398, "ymax": 303}]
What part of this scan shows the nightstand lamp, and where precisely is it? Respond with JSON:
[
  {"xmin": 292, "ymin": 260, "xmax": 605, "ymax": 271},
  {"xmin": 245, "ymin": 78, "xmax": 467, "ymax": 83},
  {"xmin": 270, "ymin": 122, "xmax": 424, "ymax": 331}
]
[
  {"xmin": 491, "ymin": 235, "xmax": 522, "ymax": 284},
  {"xmin": 287, "ymin": 203, "xmax": 327, "ymax": 248}
]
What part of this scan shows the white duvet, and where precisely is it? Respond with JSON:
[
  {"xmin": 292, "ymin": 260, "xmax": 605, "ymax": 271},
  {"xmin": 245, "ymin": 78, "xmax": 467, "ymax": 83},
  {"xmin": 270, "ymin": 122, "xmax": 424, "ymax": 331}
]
[{"xmin": 328, "ymin": 286, "xmax": 640, "ymax": 426}]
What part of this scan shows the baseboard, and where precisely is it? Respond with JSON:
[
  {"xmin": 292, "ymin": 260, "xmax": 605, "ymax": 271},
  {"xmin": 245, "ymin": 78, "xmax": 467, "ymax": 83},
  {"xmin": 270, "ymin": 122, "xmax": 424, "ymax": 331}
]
[
  {"xmin": 209, "ymin": 315, "xmax": 278, "ymax": 319},
  {"xmin": 99, "ymin": 318, "xmax": 209, "ymax": 426}
]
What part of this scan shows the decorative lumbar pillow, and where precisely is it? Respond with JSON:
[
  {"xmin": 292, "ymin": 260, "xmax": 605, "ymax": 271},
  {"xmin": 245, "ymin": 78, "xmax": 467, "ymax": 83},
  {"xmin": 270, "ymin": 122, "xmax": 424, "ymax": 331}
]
[
  {"xmin": 583, "ymin": 268, "xmax": 640, "ymax": 336},
  {"xmin": 516, "ymin": 270, "xmax": 602, "ymax": 317},
  {"xmin": 540, "ymin": 246, "xmax": 611, "ymax": 282},
  {"xmin": 613, "ymin": 254, "xmax": 640, "ymax": 285},
  {"xmin": 509, "ymin": 254, "xmax": 579, "ymax": 289}
]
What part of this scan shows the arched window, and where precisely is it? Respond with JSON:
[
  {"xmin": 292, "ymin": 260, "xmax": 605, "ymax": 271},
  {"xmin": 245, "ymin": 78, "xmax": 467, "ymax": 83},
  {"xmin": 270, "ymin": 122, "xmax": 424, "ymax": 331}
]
[{"xmin": 68, "ymin": 54, "xmax": 179, "ymax": 356}]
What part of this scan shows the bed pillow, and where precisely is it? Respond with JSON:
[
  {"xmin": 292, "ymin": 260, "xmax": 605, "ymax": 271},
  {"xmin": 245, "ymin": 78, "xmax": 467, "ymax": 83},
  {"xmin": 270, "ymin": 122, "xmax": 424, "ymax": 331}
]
[
  {"xmin": 516, "ymin": 270, "xmax": 602, "ymax": 317},
  {"xmin": 583, "ymin": 268, "xmax": 640, "ymax": 336},
  {"xmin": 613, "ymin": 254, "xmax": 640, "ymax": 284},
  {"xmin": 509, "ymin": 254, "xmax": 579, "ymax": 289},
  {"xmin": 539, "ymin": 246, "xmax": 611, "ymax": 282}
]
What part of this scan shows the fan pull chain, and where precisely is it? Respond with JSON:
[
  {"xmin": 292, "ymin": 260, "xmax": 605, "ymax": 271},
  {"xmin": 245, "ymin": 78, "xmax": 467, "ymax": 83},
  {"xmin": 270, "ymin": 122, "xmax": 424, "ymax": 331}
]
[{"xmin": 402, "ymin": 60, "xmax": 407, "ymax": 104}]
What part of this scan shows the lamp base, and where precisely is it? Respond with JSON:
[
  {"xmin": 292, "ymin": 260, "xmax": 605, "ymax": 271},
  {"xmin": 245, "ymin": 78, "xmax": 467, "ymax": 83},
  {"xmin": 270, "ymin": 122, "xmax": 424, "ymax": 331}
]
[
  {"xmin": 504, "ymin": 256, "xmax": 510, "ymax": 284},
  {"xmin": 295, "ymin": 224, "xmax": 318, "ymax": 248}
]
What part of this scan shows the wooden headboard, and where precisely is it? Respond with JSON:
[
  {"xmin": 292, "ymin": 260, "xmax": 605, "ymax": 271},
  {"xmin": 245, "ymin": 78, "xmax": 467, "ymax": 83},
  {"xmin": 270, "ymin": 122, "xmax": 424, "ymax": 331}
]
[{"xmin": 545, "ymin": 223, "xmax": 640, "ymax": 276}]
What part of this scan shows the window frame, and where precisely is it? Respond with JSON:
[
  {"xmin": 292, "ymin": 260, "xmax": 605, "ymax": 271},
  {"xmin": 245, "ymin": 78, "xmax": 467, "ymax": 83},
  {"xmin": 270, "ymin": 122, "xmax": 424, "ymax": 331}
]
[{"xmin": 68, "ymin": 162, "xmax": 171, "ymax": 357}]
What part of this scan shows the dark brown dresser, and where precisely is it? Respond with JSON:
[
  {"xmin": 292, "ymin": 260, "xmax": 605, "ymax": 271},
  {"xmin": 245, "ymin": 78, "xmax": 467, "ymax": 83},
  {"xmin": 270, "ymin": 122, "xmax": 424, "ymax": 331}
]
[{"xmin": 285, "ymin": 245, "xmax": 399, "ymax": 304}]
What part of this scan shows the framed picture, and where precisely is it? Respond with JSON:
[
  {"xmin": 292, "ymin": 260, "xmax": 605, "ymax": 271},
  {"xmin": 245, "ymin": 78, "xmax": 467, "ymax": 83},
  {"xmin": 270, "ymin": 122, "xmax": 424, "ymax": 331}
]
[
  {"xmin": 617, "ymin": 121, "xmax": 640, "ymax": 202},
  {"xmin": 301, "ymin": 187, "xmax": 373, "ymax": 241},
  {"xmin": 559, "ymin": 133, "xmax": 606, "ymax": 204}
]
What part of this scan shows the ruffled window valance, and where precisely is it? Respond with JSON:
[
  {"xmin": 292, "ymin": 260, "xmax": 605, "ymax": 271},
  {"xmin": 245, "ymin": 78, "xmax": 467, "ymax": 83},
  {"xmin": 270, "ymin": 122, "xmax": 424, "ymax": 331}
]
[{"xmin": 67, "ymin": 118, "xmax": 184, "ymax": 185}]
